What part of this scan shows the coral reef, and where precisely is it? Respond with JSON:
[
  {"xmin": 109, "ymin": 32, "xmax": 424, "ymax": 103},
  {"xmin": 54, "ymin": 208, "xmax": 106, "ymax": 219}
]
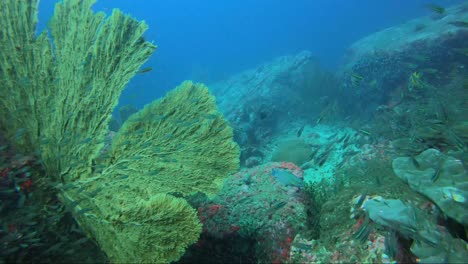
[
  {"xmin": 0, "ymin": 139, "xmax": 107, "ymax": 263},
  {"xmin": 0, "ymin": 1, "xmax": 239, "ymax": 263},
  {"xmin": 1, "ymin": 0, "xmax": 467, "ymax": 262}
]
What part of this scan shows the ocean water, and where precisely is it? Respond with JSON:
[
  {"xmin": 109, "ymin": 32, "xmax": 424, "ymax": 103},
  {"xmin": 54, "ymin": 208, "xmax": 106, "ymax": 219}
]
[
  {"xmin": 36, "ymin": 0, "xmax": 464, "ymax": 108},
  {"xmin": 1, "ymin": 0, "xmax": 467, "ymax": 263}
]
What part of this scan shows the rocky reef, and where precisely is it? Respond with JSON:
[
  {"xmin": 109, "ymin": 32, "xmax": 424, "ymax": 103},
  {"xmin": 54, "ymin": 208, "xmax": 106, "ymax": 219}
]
[
  {"xmin": 338, "ymin": 3, "xmax": 468, "ymax": 118},
  {"xmin": 186, "ymin": 3, "xmax": 468, "ymax": 263},
  {"xmin": 209, "ymin": 51, "xmax": 338, "ymax": 166}
]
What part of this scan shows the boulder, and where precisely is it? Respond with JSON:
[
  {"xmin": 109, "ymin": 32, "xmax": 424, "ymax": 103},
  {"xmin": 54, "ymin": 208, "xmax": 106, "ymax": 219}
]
[
  {"xmin": 338, "ymin": 3, "xmax": 468, "ymax": 115},
  {"xmin": 361, "ymin": 197, "xmax": 468, "ymax": 263},
  {"xmin": 392, "ymin": 148, "xmax": 468, "ymax": 226},
  {"xmin": 209, "ymin": 51, "xmax": 337, "ymax": 150},
  {"xmin": 197, "ymin": 162, "xmax": 308, "ymax": 263}
]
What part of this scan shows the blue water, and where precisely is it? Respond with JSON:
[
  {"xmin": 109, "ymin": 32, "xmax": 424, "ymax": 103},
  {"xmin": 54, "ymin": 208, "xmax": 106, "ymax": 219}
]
[{"xmin": 37, "ymin": 0, "xmax": 464, "ymax": 109}]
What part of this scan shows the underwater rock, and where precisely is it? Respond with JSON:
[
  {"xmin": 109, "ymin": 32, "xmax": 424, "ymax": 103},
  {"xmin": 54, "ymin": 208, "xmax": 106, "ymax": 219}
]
[
  {"xmin": 392, "ymin": 148, "xmax": 468, "ymax": 226},
  {"xmin": 338, "ymin": 3, "xmax": 468, "ymax": 116},
  {"xmin": 209, "ymin": 51, "xmax": 336, "ymax": 151},
  {"xmin": 197, "ymin": 162, "xmax": 307, "ymax": 263},
  {"xmin": 360, "ymin": 196, "xmax": 468, "ymax": 263}
]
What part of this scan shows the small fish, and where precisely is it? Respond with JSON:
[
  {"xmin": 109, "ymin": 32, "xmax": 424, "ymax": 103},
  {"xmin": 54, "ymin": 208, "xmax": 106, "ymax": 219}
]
[
  {"xmin": 316, "ymin": 115, "xmax": 324, "ymax": 124},
  {"xmin": 449, "ymin": 21, "xmax": 468, "ymax": 27},
  {"xmin": 411, "ymin": 54, "xmax": 429, "ymax": 62},
  {"xmin": 269, "ymin": 201, "xmax": 287, "ymax": 211},
  {"xmin": 342, "ymin": 133, "xmax": 351, "ymax": 147},
  {"xmin": 409, "ymin": 71, "xmax": 424, "ymax": 90},
  {"xmin": 336, "ymin": 133, "xmax": 347, "ymax": 143},
  {"xmin": 421, "ymin": 68, "xmax": 439, "ymax": 74},
  {"xmin": 87, "ymin": 187, "xmax": 103, "ymax": 197},
  {"xmin": 316, "ymin": 153, "xmax": 329, "ymax": 167},
  {"xmin": 452, "ymin": 48, "xmax": 468, "ymax": 57},
  {"xmin": 426, "ymin": 4, "xmax": 445, "ymax": 15},
  {"xmin": 297, "ymin": 125, "xmax": 305, "ymax": 137},
  {"xmin": 17, "ymin": 194, "xmax": 26, "ymax": 208},
  {"xmin": 405, "ymin": 62, "xmax": 419, "ymax": 69},
  {"xmin": 127, "ymin": 94, "xmax": 138, "ymax": 100},
  {"xmin": 3, "ymin": 246, "xmax": 20, "ymax": 255},
  {"xmin": 26, "ymin": 238, "xmax": 41, "ymax": 244},
  {"xmin": 134, "ymin": 128, "xmax": 145, "ymax": 135},
  {"xmin": 204, "ymin": 114, "xmax": 218, "ymax": 119},
  {"xmin": 41, "ymin": 242, "xmax": 64, "ymax": 255},
  {"xmin": 368, "ymin": 79, "xmax": 378, "ymax": 87},
  {"xmin": 315, "ymin": 146, "xmax": 333, "ymax": 167},
  {"xmin": 271, "ymin": 168, "xmax": 304, "ymax": 188},
  {"xmin": 442, "ymin": 187, "xmax": 466, "ymax": 203},
  {"xmin": 148, "ymin": 170, "xmax": 160, "ymax": 176},
  {"xmin": 137, "ymin": 67, "xmax": 153, "ymax": 74},
  {"xmin": 410, "ymin": 156, "xmax": 421, "ymax": 169},
  {"xmin": 73, "ymin": 237, "xmax": 89, "ymax": 245},
  {"xmin": 293, "ymin": 241, "xmax": 315, "ymax": 250},
  {"xmin": 77, "ymin": 208, "xmax": 93, "ymax": 215},
  {"xmin": 66, "ymin": 200, "xmax": 81, "ymax": 209},
  {"xmin": 354, "ymin": 193, "xmax": 367, "ymax": 208},
  {"xmin": 350, "ymin": 73, "xmax": 364, "ymax": 88},
  {"xmin": 0, "ymin": 233, "xmax": 18, "ymax": 244},
  {"xmin": 24, "ymin": 221, "xmax": 37, "ymax": 226},
  {"xmin": 75, "ymin": 185, "xmax": 87, "ymax": 194},
  {"xmin": 431, "ymin": 166, "xmax": 442, "ymax": 183},
  {"xmin": 353, "ymin": 216, "xmax": 372, "ymax": 242},
  {"xmin": 64, "ymin": 249, "xmax": 76, "ymax": 255},
  {"xmin": 79, "ymin": 137, "xmax": 93, "ymax": 144},
  {"xmin": 309, "ymin": 147, "xmax": 320, "ymax": 159},
  {"xmin": 358, "ymin": 129, "xmax": 371, "ymax": 136},
  {"xmin": 70, "ymin": 226, "xmax": 83, "ymax": 234},
  {"xmin": 116, "ymin": 175, "xmax": 129, "ymax": 180},
  {"xmin": 153, "ymin": 114, "xmax": 166, "ymax": 121},
  {"xmin": 15, "ymin": 128, "xmax": 27, "ymax": 139}
]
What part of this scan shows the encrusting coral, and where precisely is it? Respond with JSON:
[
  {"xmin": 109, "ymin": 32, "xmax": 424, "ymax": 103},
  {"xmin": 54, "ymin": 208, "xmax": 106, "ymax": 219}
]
[{"xmin": 0, "ymin": 0, "xmax": 239, "ymax": 263}]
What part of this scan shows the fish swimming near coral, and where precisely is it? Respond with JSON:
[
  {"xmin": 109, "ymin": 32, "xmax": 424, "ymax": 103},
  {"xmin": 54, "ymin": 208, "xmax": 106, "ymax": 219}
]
[
  {"xmin": 449, "ymin": 21, "xmax": 468, "ymax": 28},
  {"xmin": 426, "ymin": 4, "xmax": 445, "ymax": 15},
  {"xmin": 271, "ymin": 168, "xmax": 304, "ymax": 188},
  {"xmin": 297, "ymin": 125, "xmax": 305, "ymax": 137},
  {"xmin": 408, "ymin": 71, "xmax": 424, "ymax": 91},
  {"xmin": 442, "ymin": 187, "xmax": 466, "ymax": 203},
  {"xmin": 350, "ymin": 73, "xmax": 364, "ymax": 87},
  {"xmin": 137, "ymin": 67, "xmax": 153, "ymax": 74}
]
